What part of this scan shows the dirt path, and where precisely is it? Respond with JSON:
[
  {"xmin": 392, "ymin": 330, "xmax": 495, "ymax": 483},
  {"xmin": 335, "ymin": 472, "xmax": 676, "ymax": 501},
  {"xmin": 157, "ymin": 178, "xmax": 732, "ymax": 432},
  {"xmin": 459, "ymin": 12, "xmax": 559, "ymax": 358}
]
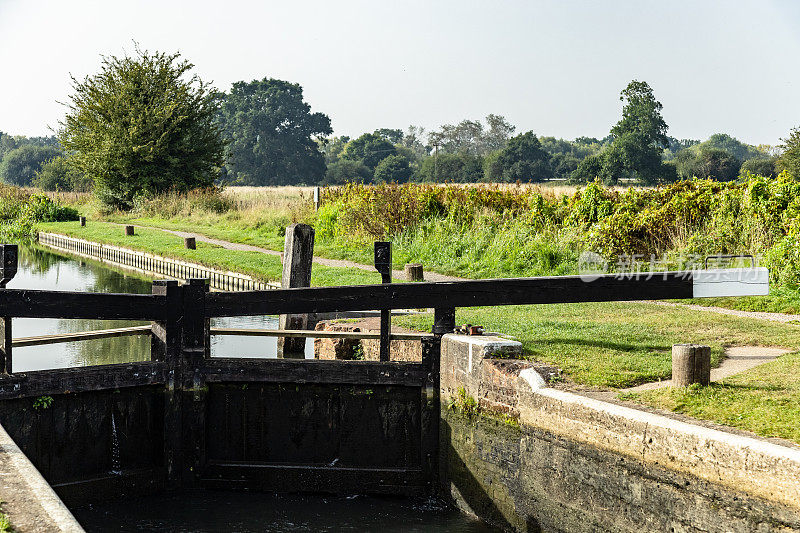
[
  {"xmin": 623, "ymin": 345, "xmax": 790, "ymax": 392},
  {"xmin": 650, "ymin": 300, "xmax": 800, "ymax": 323},
  {"xmin": 129, "ymin": 224, "xmax": 467, "ymax": 282}
]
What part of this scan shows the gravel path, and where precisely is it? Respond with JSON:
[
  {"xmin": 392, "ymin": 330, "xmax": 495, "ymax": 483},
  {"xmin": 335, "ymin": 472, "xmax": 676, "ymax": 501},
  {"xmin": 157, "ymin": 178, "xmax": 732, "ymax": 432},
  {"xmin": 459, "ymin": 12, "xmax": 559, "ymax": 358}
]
[
  {"xmin": 649, "ymin": 300, "xmax": 800, "ymax": 323},
  {"xmin": 130, "ymin": 224, "xmax": 467, "ymax": 282}
]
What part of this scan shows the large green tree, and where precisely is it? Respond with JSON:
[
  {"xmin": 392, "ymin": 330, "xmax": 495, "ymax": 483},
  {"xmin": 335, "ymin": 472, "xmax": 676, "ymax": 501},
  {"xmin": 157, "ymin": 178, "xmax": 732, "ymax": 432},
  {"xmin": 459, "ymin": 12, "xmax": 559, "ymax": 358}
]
[
  {"xmin": 59, "ymin": 47, "xmax": 225, "ymax": 209},
  {"xmin": 341, "ymin": 133, "xmax": 397, "ymax": 170},
  {"xmin": 0, "ymin": 144, "xmax": 62, "ymax": 186},
  {"xmin": 573, "ymin": 80, "xmax": 674, "ymax": 184},
  {"xmin": 498, "ymin": 131, "xmax": 551, "ymax": 182},
  {"xmin": 218, "ymin": 78, "xmax": 332, "ymax": 186},
  {"xmin": 778, "ymin": 127, "xmax": 800, "ymax": 179}
]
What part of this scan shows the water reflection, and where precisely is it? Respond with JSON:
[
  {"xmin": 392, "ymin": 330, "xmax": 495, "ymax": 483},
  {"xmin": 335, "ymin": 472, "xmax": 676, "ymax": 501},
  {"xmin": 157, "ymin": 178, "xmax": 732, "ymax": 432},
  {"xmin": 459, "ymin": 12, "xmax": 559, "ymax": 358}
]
[{"xmin": 8, "ymin": 247, "xmax": 312, "ymax": 372}]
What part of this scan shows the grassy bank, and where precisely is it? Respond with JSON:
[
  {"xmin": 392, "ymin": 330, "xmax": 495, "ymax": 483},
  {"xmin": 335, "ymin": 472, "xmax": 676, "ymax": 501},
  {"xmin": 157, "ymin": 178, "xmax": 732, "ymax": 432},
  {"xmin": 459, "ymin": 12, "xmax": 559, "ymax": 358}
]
[
  {"xmin": 397, "ymin": 302, "xmax": 800, "ymax": 443},
  {"xmin": 38, "ymin": 221, "xmax": 395, "ymax": 287},
  {"xmin": 622, "ymin": 353, "xmax": 800, "ymax": 443}
]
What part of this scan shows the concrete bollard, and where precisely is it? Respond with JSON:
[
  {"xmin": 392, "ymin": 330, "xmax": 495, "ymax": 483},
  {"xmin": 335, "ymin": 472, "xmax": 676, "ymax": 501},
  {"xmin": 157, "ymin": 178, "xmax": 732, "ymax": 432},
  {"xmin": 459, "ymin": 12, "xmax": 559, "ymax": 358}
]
[
  {"xmin": 405, "ymin": 263, "xmax": 424, "ymax": 282},
  {"xmin": 184, "ymin": 237, "xmax": 196, "ymax": 250},
  {"xmin": 672, "ymin": 344, "xmax": 711, "ymax": 387},
  {"xmin": 124, "ymin": 225, "xmax": 135, "ymax": 236},
  {"xmin": 79, "ymin": 216, "xmax": 86, "ymax": 227}
]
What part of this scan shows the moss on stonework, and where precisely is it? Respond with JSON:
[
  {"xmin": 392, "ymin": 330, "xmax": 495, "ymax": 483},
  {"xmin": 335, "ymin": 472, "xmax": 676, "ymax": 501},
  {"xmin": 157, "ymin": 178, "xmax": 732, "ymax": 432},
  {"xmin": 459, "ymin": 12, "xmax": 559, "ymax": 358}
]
[{"xmin": 448, "ymin": 388, "xmax": 520, "ymax": 428}]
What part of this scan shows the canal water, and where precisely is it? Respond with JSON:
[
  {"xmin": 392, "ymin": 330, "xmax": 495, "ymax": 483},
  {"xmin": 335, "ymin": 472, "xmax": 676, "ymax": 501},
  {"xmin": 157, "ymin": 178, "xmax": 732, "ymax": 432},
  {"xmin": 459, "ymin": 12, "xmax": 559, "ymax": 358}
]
[{"xmin": 11, "ymin": 246, "xmax": 495, "ymax": 532}]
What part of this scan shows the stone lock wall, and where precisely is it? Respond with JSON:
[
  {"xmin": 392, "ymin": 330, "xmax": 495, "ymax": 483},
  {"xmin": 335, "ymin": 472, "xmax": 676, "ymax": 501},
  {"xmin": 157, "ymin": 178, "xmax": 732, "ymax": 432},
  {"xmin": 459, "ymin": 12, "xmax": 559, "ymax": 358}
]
[
  {"xmin": 439, "ymin": 333, "xmax": 800, "ymax": 533},
  {"xmin": 313, "ymin": 319, "xmax": 422, "ymax": 362}
]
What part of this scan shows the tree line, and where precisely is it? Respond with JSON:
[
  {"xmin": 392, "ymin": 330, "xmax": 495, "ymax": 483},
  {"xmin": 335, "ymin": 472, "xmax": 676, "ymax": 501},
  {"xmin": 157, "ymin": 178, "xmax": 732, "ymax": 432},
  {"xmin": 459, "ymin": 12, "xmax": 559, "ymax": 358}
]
[{"xmin": 1, "ymin": 46, "xmax": 798, "ymax": 209}]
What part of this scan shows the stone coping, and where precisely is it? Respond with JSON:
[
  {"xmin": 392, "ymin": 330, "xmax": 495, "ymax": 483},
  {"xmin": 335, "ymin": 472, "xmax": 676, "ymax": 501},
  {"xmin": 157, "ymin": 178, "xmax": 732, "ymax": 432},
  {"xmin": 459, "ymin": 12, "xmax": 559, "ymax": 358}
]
[{"xmin": 0, "ymin": 422, "xmax": 84, "ymax": 532}]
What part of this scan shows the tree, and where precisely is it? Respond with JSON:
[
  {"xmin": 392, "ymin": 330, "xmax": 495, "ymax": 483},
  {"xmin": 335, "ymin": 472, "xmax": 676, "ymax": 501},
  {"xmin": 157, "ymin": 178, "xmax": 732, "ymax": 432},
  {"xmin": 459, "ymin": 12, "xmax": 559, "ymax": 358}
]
[
  {"xmin": 373, "ymin": 128, "xmax": 403, "ymax": 143},
  {"xmin": 341, "ymin": 133, "xmax": 397, "ymax": 170},
  {"xmin": 373, "ymin": 154, "xmax": 412, "ymax": 183},
  {"xmin": 741, "ymin": 157, "xmax": 777, "ymax": 178},
  {"xmin": 701, "ymin": 133, "xmax": 759, "ymax": 162},
  {"xmin": 420, "ymin": 152, "xmax": 484, "ymax": 182},
  {"xmin": 778, "ymin": 127, "xmax": 800, "ymax": 179},
  {"xmin": 0, "ymin": 144, "xmax": 62, "ymax": 186},
  {"xmin": 676, "ymin": 146, "xmax": 740, "ymax": 181},
  {"xmin": 428, "ymin": 115, "xmax": 515, "ymax": 156},
  {"xmin": 59, "ymin": 47, "xmax": 225, "ymax": 209},
  {"xmin": 218, "ymin": 78, "xmax": 331, "ymax": 186},
  {"xmin": 610, "ymin": 80, "xmax": 669, "ymax": 148},
  {"xmin": 498, "ymin": 131, "xmax": 551, "ymax": 182},
  {"xmin": 319, "ymin": 136, "xmax": 350, "ymax": 165},
  {"xmin": 323, "ymin": 159, "xmax": 372, "ymax": 185},
  {"xmin": 573, "ymin": 80, "xmax": 674, "ymax": 185},
  {"xmin": 33, "ymin": 156, "xmax": 92, "ymax": 191}
]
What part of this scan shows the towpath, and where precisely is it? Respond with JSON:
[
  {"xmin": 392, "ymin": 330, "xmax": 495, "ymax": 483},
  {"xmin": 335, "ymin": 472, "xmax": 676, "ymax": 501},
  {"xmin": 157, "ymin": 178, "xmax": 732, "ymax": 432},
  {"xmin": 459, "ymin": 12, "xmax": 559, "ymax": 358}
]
[{"xmin": 124, "ymin": 224, "xmax": 468, "ymax": 282}]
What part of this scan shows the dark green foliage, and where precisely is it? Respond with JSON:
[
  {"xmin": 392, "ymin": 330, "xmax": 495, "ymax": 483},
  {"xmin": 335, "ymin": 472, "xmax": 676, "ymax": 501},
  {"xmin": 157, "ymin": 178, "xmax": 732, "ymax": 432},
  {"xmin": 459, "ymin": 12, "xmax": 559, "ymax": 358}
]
[
  {"xmin": 324, "ymin": 159, "xmax": 372, "ymax": 185},
  {"xmin": 59, "ymin": 47, "xmax": 226, "ymax": 209},
  {"xmin": 572, "ymin": 80, "xmax": 675, "ymax": 185},
  {"xmin": 218, "ymin": 78, "xmax": 332, "ymax": 186},
  {"xmin": 498, "ymin": 131, "xmax": 551, "ymax": 182},
  {"xmin": 702, "ymin": 133, "xmax": 760, "ymax": 161},
  {"xmin": 610, "ymin": 80, "xmax": 669, "ymax": 148},
  {"xmin": 33, "ymin": 156, "xmax": 92, "ymax": 191},
  {"xmin": 419, "ymin": 152, "xmax": 484, "ymax": 182},
  {"xmin": 741, "ymin": 157, "xmax": 777, "ymax": 178},
  {"xmin": 373, "ymin": 128, "xmax": 403, "ymax": 143},
  {"xmin": 373, "ymin": 154, "xmax": 412, "ymax": 183},
  {"xmin": 341, "ymin": 133, "xmax": 397, "ymax": 170},
  {"xmin": 778, "ymin": 127, "xmax": 800, "ymax": 179},
  {"xmin": 0, "ymin": 145, "xmax": 62, "ymax": 186},
  {"xmin": 676, "ymin": 147, "xmax": 741, "ymax": 181}
]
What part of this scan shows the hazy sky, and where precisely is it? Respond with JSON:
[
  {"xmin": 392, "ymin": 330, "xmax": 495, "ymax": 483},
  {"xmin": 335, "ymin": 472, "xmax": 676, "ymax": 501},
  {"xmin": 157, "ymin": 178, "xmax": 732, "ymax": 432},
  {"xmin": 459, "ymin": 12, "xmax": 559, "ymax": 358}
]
[{"xmin": 1, "ymin": 0, "xmax": 799, "ymax": 145}]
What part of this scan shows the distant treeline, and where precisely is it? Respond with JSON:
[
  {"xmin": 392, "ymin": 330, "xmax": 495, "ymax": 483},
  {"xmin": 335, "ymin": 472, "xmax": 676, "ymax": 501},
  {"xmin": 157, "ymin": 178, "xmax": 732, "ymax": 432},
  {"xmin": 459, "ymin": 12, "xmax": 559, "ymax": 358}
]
[{"xmin": 2, "ymin": 52, "xmax": 798, "ymax": 194}]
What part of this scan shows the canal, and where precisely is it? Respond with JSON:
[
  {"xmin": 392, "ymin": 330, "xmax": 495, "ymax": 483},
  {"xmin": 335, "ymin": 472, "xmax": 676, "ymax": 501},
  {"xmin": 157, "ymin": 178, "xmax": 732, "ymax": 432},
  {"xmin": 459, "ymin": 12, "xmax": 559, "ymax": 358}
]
[{"xmin": 9, "ymin": 245, "xmax": 495, "ymax": 532}]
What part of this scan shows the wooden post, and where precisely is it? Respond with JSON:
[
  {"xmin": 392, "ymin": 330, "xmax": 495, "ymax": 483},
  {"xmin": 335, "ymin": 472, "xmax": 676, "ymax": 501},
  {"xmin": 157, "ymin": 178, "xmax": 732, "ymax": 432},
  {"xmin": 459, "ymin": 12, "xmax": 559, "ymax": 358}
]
[
  {"xmin": 277, "ymin": 223, "xmax": 315, "ymax": 358},
  {"xmin": 420, "ymin": 336, "xmax": 441, "ymax": 492},
  {"xmin": 432, "ymin": 307, "xmax": 456, "ymax": 337},
  {"xmin": 181, "ymin": 278, "xmax": 209, "ymax": 484},
  {"xmin": 313, "ymin": 186, "xmax": 320, "ymax": 211},
  {"xmin": 151, "ymin": 279, "xmax": 183, "ymax": 484},
  {"xmin": 79, "ymin": 216, "xmax": 86, "ymax": 227},
  {"xmin": 672, "ymin": 344, "xmax": 711, "ymax": 387},
  {"xmin": 0, "ymin": 245, "xmax": 18, "ymax": 374},
  {"xmin": 184, "ymin": 237, "xmax": 196, "ymax": 250},
  {"xmin": 374, "ymin": 241, "xmax": 392, "ymax": 362},
  {"xmin": 405, "ymin": 263, "xmax": 424, "ymax": 282},
  {"xmin": 124, "ymin": 225, "xmax": 134, "ymax": 236}
]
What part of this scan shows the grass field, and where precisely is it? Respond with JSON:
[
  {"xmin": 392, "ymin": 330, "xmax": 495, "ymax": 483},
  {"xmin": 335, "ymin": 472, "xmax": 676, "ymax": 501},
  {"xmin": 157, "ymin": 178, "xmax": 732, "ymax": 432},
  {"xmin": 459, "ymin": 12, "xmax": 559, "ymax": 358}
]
[{"xmin": 38, "ymin": 220, "xmax": 397, "ymax": 287}]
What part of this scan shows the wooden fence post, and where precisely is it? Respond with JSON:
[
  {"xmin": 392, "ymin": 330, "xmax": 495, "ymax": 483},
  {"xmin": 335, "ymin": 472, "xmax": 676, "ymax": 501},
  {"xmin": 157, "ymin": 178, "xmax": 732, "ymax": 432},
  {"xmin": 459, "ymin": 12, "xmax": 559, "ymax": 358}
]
[
  {"xmin": 405, "ymin": 263, "xmax": 424, "ymax": 282},
  {"xmin": 181, "ymin": 278, "xmax": 209, "ymax": 484},
  {"xmin": 313, "ymin": 186, "xmax": 320, "ymax": 211},
  {"xmin": 432, "ymin": 307, "xmax": 456, "ymax": 337},
  {"xmin": 184, "ymin": 237, "xmax": 196, "ymax": 250},
  {"xmin": 374, "ymin": 241, "xmax": 392, "ymax": 361},
  {"xmin": 151, "ymin": 279, "xmax": 183, "ymax": 484},
  {"xmin": 278, "ymin": 223, "xmax": 315, "ymax": 358},
  {"xmin": 124, "ymin": 225, "xmax": 135, "ymax": 236},
  {"xmin": 79, "ymin": 216, "xmax": 86, "ymax": 227},
  {"xmin": 420, "ymin": 335, "xmax": 441, "ymax": 492},
  {"xmin": 672, "ymin": 344, "xmax": 711, "ymax": 387},
  {"xmin": 0, "ymin": 245, "xmax": 17, "ymax": 374}
]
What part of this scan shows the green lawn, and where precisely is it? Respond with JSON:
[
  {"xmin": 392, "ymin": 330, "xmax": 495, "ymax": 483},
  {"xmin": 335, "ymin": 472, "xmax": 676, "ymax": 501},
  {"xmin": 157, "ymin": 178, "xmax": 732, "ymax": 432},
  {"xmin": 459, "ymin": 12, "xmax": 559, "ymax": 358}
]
[
  {"xmin": 38, "ymin": 221, "xmax": 395, "ymax": 287},
  {"xmin": 622, "ymin": 353, "xmax": 800, "ymax": 443},
  {"xmin": 399, "ymin": 302, "xmax": 800, "ymax": 443}
]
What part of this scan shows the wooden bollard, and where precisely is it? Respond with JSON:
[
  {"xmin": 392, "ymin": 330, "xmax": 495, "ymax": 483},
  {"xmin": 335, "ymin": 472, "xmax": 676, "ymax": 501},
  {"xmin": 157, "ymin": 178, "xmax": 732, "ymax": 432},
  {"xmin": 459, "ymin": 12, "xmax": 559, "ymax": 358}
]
[
  {"xmin": 124, "ymin": 225, "xmax": 134, "ymax": 236},
  {"xmin": 184, "ymin": 237, "xmax": 196, "ymax": 250},
  {"xmin": 79, "ymin": 216, "xmax": 86, "ymax": 227},
  {"xmin": 405, "ymin": 263, "xmax": 424, "ymax": 282},
  {"xmin": 278, "ymin": 223, "xmax": 315, "ymax": 358},
  {"xmin": 672, "ymin": 344, "xmax": 711, "ymax": 387}
]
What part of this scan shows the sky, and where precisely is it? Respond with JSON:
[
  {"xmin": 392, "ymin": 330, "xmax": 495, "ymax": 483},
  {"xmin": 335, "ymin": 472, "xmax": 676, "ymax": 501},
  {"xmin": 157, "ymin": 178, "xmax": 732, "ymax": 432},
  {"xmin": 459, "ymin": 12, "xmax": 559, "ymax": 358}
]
[{"xmin": 1, "ymin": 0, "xmax": 799, "ymax": 145}]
